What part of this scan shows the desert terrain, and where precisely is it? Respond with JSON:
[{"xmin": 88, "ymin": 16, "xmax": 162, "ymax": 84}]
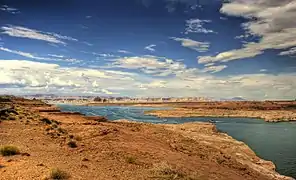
[{"xmin": 0, "ymin": 96, "xmax": 294, "ymax": 180}]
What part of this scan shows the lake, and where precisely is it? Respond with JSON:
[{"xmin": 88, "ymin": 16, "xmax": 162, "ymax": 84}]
[{"xmin": 58, "ymin": 104, "xmax": 296, "ymax": 178}]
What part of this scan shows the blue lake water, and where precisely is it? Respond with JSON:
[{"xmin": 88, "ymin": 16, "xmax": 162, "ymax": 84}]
[{"xmin": 58, "ymin": 104, "xmax": 296, "ymax": 178}]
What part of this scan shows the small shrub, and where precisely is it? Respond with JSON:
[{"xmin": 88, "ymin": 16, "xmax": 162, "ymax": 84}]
[
  {"xmin": 8, "ymin": 116, "xmax": 16, "ymax": 120},
  {"xmin": 67, "ymin": 141, "xmax": 77, "ymax": 148},
  {"xmin": 69, "ymin": 135, "xmax": 74, "ymax": 139},
  {"xmin": 152, "ymin": 162, "xmax": 184, "ymax": 179},
  {"xmin": 0, "ymin": 145, "xmax": 20, "ymax": 156},
  {"xmin": 45, "ymin": 127, "xmax": 53, "ymax": 131},
  {"xmin": 52, "ymin": 120, "xmax": 61, "ymax": 125},
  {"xmin": 57, "ymin": 128, "xmax": 66, "ymax": 134},
  {"xmin": 125, "ymin": 156, "xmax": 137, "ymax": 164},
  {"xmin": 51, "ymin": 124, "xmax": 58, "ymax": 129},
  {"xmin": 41, "ymin": 118, "xmax": 52, "ymax": 124},
  {"xmin": 49, "ymin": 168, "xmax": 69, "ymax": 179}
]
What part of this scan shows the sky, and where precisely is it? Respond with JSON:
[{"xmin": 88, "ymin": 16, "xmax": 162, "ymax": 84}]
[{"xmin": 0, "ymin": 0, "xmax": 295, "ymax": 100}]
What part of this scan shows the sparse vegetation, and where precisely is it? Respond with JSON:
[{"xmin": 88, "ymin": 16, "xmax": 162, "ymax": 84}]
[
  {"xmin": 152, "ymin": 162, "xmax": 184, "ymax": 179},
  {"xmin": 52, "ymin": 120, "xmax": 61, "ymax": 125},
  {"xmin": 41, "ymin": 118, "xmax": 52, "ymax": 124},
  {"xmin": 57, "ymin": 127, "xmax": 66, "ymax": 134},
  {"xmin": 67, "ymin": 141, "xmax": 77, "ymax": 148},
  {"xmin": 51, "ymin": 124, "xmax": 58, "ymax": 129},
  {"xmin": 8, "ymin": 116, "xmax": 16, "ymax": 120},
  {"xmin": 0, "ymin": 145, "xmax": 20, "ymax": 156},
  {"xmin": 125, "ymin": 156, "xmax": 137, "ymax": 164},
  {"xmin": 49, "ymin": 168, "xmax": 69, "ymax": 180}
]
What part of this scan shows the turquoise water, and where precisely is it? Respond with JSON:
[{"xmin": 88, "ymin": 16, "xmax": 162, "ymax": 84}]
[{"xmin": 58, "ymin": 104, "xmax": 296, "ymax": 178}]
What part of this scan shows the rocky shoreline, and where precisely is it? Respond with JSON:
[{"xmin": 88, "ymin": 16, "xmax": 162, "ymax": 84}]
[{"xmin": 0, "ymin": 97, "xmax": 294, "ymax": 179}]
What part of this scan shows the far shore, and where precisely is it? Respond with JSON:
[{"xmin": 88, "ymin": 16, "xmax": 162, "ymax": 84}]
[{"xmin": 54, "ymin": 101, "xmax": 296, "ymax": 123}]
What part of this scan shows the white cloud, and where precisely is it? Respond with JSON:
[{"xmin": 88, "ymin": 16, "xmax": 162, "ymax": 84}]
[
  {"xmin": 118, "ymin": 50, "xmax": 131, "ymax": 54},
  {"xmin": 204, "ymin": 63, "xmax": 215, "ymax": 67},
  {"xmin": 198, "ymin": 44, "xmax": 263, "ymax": 64},
  {"xmin": 202, "ymin": 65, "xmax": 228, "ymax": 73},
  {"xmin": 260, "ymin": 69, "xmax": 267, "ymax": 72},
  {"xmin": 110, "ymin": 56, "xmax": 190, "ymax": 77},
  {"xmin": 0, "ymin": 47, "xmax": 81, "ymax": 63},
  {"xmin": 185, "ymin": 18, "xmax": 215, "ymax": 34},
  {"xmin": 171, "ymin": 37, "xmax": 210, "ymax": 52},
  {"xmin": 1, "ymin": 25, "xmax": 77, "ymax": 45},
  {"xmin": 82, "ymin": 42, "xmax": 93, "ymax": 46},
  {"xmin": 139, "ymin": 80, "xmax": 167, "ymax": 89},
  {"xmin": 0, "ymin": 47, "xmax": 53, "ymax": 60},
  {"xmin": 102, "ymin": 89, "xmax": 117, "ymax": 95},
  {"xmin": 198, "ymin": 0, "xmax": 296, "ymax": 63},
  {"xmin": 0, "ymin": 60, "xmax": 137, "ymax": 95},
  {"xmin": 81, "ymin": 51, "xmax": 120, "ymax": 59},
  {"xmin": 0, "ymin": 59, "xmax": 295, "ymax": 99},
  {"xmin": 48, "ymin": 54, "xmax": 65, "ymax": 58},
  {"xmin": 144, "ymin": 44, "xmax": 156, "ymax": 52},
  {"xmin": 0, "ymin": 5, "xmax": 19, "ymax": 14}
]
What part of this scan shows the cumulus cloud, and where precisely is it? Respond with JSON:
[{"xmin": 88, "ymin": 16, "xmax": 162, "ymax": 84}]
[
  {"xmin": 0, "ymin": 59, "xmax": 295, "ymax": 99},
  {"xmin": 0, "ymin": 60, "xmax": 138, "ymax": 95},
  {"xmin": 144, "ymin": 44, "xmax": 156, "ymax": 52},
  {"xmin": 138, "ymin": 72, "xmax": 296, "ymax": 99},
  {"xmin": 185, "ymin": 18, "xmax": 215, "ymax": 34},
  {"xmin": 198, "ymin": 0, "xmax": 296, "ymax": 63},
  {"xmin": 170, "ymin": 37, "xmax": 210, "ymax": 52},
  {"xmin": 110, "ymin": 56, "xmax": 190, "ymax": 76},
  {"xmin": 1, "ymin": 25, "xmax": 77, "ymax": 45}
]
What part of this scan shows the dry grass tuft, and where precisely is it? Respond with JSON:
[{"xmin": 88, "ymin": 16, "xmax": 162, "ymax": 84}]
[
  {"xmin": 67, "ymin": 141, "xmax": 77, "ymax": 148},
  {"xmin": 125, "ymin": 156, "xmax": 137, "ymax": 164},
  {"xmin": 0, "ymin": 145, "xmax": 20, "ymax": 156},
  {"xmin": 152, "ymin": 162, "xmax": 185, "ymax": 179},
  {"xmin": 49, "ymin": 168, "xmax": 69, "ymax": 180}
]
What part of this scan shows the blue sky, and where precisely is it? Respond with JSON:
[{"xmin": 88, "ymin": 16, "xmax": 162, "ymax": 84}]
[{"xmin": 0, "ymin": 0, "xmax": 295, "ymax": 100}]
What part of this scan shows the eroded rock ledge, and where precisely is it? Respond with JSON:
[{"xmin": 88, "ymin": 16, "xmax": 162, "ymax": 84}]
[{"xmin": 145, "ymin": 108, "xmax": 296, "ymax": 122}]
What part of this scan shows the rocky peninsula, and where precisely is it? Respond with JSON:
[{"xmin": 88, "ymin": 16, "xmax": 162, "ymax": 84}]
[
  {"xmin": 143, "ymin": 101, "xmax": 296, "ymax": 122},
  {"xmin": 0, "ymin": 97, "xmax": 294, "ymax": 179}
]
